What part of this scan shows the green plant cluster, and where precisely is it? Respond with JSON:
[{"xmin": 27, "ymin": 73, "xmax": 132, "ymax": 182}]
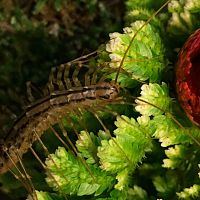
[
  {"xmin": 29, "ymin": 1, "xmax": 200, "ymax": 199},
  {"xmin": 0, "ymin": 0, "xmax": 200, "ymax": 200}
]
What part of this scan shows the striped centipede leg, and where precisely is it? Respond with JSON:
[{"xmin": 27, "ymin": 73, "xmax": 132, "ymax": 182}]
[
  {"xmin": 84, "ymin": 66, "xmax": 96, "ymax": 86},
  {"xmin": 49, "ymin": 125, "xmax": 76, "ymax": 157},
  {"xmin": 15, "ymin": 150, "xmax": 38, "ymax": 200},
  {"xmin": 1, "ymin": 148, "xmax": 36, "ymax": 199},
  {"xmin": 58, "ymin": 120, "xmax": 95, "ymax": 180},
  {"xmin": 90, "ymin": 65, "xmax": 107, "ymax": 85},
  {"xmin": 32, "ymin": 130, "xmax": 72, "ymax": 188},
  {"xmin": 29, "ymin": 147, "xmax": 69, "ymax": 200},
  {"xmin": 55, "ymin": 64, "xmax": 66, "ymax": 90},
  {"xmin": 63, "ymin": 63, "xmax": 72, "ymax": 89},
  {"xmin": 47, "ymin": 67, "xmax": 57, "ymax": 93},
  {"xmin": 86, "ymin": 107, "xmax": 132, "ymax": 164},
  {"xmin": 72, "ymin": 63, "xmax": 82, "ymax": 87},
  {"xmin": 26, "ymin": 81, "xmax": 36, "ymax": 103}
]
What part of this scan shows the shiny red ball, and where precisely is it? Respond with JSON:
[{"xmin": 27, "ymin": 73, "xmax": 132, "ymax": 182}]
[{"xmin": 176, "ymin": 29, "xmax": 200, "ymax": 126}]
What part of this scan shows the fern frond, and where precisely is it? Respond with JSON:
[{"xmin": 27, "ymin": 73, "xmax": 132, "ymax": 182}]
[
  {"xmin": 98, "ymin": 115, "xmax": 152, "ymax": 190},
  {"xmin": 45, "ymin": 147, "xmax": 115, "ymax": 196},
  {"xmin": 177, "ymin": 184, "xmax": 200, "ymax": 199},
  {"xmin": 135, "ymin": 82, "xmax": 172, "ymax": 116},
  {"xmin": 105, "ymin": 20, "xmax": 166, "ymax": 86}
]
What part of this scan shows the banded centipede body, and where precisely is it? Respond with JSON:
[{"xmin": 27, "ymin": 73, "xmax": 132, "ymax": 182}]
[
  {"xmin": 1, "ymin": 0, "xmax": 200, "ymax": 199},
  {"xmin": 0, "ymin": 63, "xmax": 120, "ymax": 174}
]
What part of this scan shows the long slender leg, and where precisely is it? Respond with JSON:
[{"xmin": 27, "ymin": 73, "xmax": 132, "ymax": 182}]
[
  {"xmin": 30, "ymin": 147, "xmax": 69, "ymax": 200},
  {"xmin": 26, "ymin": 81, "xmax": 36, "ymax": 103},
  {"xmin": 84, "ymin": 67, "xmax": 95, "ymax": 86},
  {"xmin": 47, "ymin": 67, "xmax": 57, "ymax": 93},
  {"xmin": 72, "ymin": 64, "xmax": 81, "ymax": 87},
  {"xmin": 58, "ymin": 120, "xmax": 95, "ymax": 181},
  {"xmin": 2, "ymin": 149, "xmax": 35, "ymax": 199},
  {"xmin": 32, "ymin": 131, "xmax": 71, "ymax": 187},
  {"xmin": 49, "ymin": 125, "xmax": 75, "ymax": 157},
  {"xmin": 86, "ymin": 107, "xmax": 131, "ymax": 164},
  {"xmin": 16, "ymin": 150, "xmax": 38, "ymax": 200},
  {"xmin": 63, "ymin": 64, "xmax": 72, "ymax": 89},
  {"xmin": 56, "ymin": 64, "xmax": 65, "ymax": 90}
]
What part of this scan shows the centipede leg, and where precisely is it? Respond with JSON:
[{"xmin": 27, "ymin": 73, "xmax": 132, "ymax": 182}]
[
  {"xmin": 84, "ymin": 67, "xmax": 95, "ymax": 86},
  {"xmin": 32, "ymin": 130, "xmax": 71, "ymax": 189},
  {"xmin": 15, "ymin": 150, "xmax": 38, "ymax": 200},
  {"xmin": 86, "ymin": 107, "xmax": 111, "ymax": 137},
  {"xmin": 63, "ymin": 64, "xmax": 72, "ymax": 89},
  {"xmin": 88, "ymin": 107, "xmax": 132, "ymax": 164},
  {"xmin": 72, "ymin": 64, "xmax": 82, "ymax": 87},
  {"xmin": 56, "ymin": 64, "xmax": 65, "ymax": 90},
  {"xmin": 2, "ymin": 149, "xmax": 35, "ymax": 199},
  {"xmin": 49, "ymin": 125, "xmax": 75, "ymax": 157},
  {"xmin": 47, "ymin": 67, "xmax": 57, "ymax": 93},
  {"xmin": 26, "ymin": 81, "xmax": 36, "ymax": 103},
  {"xmin": 58, "ymin": 120, "xmax": 95, "ymax": 181},
  {"xmin": 30, "ymin": 147, "xmax": 69, "ymax": 200}
]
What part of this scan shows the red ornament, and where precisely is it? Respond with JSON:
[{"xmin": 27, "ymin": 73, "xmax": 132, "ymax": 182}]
[{"xmin": 176, "ymin": 28, "xmax": 200, "ymax": 126}]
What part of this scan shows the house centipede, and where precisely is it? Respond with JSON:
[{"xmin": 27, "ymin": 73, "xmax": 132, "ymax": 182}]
[{"xmin": 1, "ymin": 0, "xmax": 200, "ymax": 199}]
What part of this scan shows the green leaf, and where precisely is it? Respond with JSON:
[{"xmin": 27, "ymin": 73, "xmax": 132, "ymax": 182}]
[
  {"xmin": 27, "ymin": 191, "xmax": 65, "ymax": 200},
  {"xmin": 76, "ymin": 131, "xmax": 100, "ymax": 164},
  {"xmin": 77, "ymin": 183, "xmax": 100, "ymax": 196},
  {"xmin": 135, "ymin": 82, "xmax": 172, "ymax": 116},
  {"xmin": 98, "ymin": 115, "xmax": 152, "ymax": 189},
  {"xmin": 45, "ymin": 147, "xmax": 115, "ymax": 196},
  {"xmin": 105, "ymin": 20, "xmax": 166, "ymax": 86},
  {"xmin": 177, "ymin": 184, "xmax": 200, "ymax": 199}
]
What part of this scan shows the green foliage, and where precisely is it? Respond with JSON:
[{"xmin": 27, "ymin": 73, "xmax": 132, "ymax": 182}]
[
  {"xmin": 98, "ymin": 116, "xmax": 152, "ymax": 190},
  {"xmin": 45, "ymin": 146, "xmax": 115, "ymax": 196},
  {"xmin": 177, "ymin": 184, "xmax": 200, "ymax": 199},
  {"xmin": 167, "ymin": 0, "xmax": 200, "ymax": 44},
  {"xmin": 135, "ymin": 82, "xmax": 172, "ymax": 116},
  {"xmin": 104, "ymin": 20, "xmax": 166, "ymax": 87},
  {"xmin": 1, "ymin": 0, "xmax": 200, "ymax": 200}
]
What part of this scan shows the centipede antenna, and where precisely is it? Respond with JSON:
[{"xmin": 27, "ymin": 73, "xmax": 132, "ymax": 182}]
[
  {"xmin": 63, "ymin": 63, "xmax": 72, "ymax": 89},
  {"xmin": 69, "ymin": 50, "xmax": 97, "ymax": 64},
  {"xmin": 16, "ymin": 150, "xmax": 38, "ymax": 200},
  {"xmin": 114, "ymin": 0, "xmax": 171, "ymax": 84},
  {"xmin": 72, "ymin": 64, "xmax": 82, "ymax": 87},
  {"xmin": 29, "ymin": 147, "xmax": 69, "ymax": 200},
  {"xmin": 59, "ymin": 120, "xmax": 95, "ymax": 181}
]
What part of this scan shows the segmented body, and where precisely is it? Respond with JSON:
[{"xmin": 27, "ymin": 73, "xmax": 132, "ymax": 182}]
[{"xmin": 0, "ymin": 63, "xmax": 119, "ymax": 173}]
